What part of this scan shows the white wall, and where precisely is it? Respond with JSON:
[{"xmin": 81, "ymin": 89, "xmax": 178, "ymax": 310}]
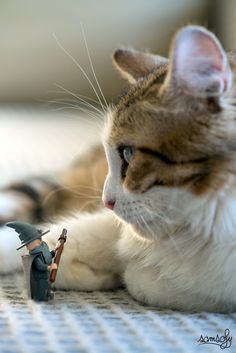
[
  {"xmin": 215, "ymin": 0, "xmax": 236, "ymax": 50},
  {"xmin": 0, "ymin": 0, "xmax": 210, "ymax": 102}
]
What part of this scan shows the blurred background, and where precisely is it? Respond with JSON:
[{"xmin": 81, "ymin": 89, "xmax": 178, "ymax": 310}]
[
  {"xmin": 0, "ymin": 0, "xmax": 234, "ymax": 102},
  {"xmin": 0, "ymin": 0, "xmax": 235, "ymax": 186}
]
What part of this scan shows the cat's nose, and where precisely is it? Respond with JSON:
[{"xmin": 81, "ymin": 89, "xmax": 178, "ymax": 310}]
[{"xmin": 103, "ymin": 199, "xmax": 116, "ymax": 210}]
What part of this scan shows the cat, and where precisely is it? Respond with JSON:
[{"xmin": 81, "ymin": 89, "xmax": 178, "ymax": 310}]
[{"xmin": 1, "ymin": 25, "xmax": 236, "ymax": 312}]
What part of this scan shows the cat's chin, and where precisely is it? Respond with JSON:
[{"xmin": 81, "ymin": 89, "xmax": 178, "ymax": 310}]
[
  {"xmin": 113, "ymin": 210, "xmax": 159, "ymax": 240},
  {"xmin": 129, "ymin": 220, "xmax": 158, "ymax": 241}
]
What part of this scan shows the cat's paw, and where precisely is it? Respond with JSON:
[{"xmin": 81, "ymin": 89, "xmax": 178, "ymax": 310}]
[
  {"xmin": 0, "ymin": 189, "xmax": 37, "ymax": 224},
  {"xmin": 0, "ymin": 225, "xmax": 23, "ymax": 274}
]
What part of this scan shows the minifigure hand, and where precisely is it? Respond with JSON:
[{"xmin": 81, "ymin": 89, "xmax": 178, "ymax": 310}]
[{"xmin": 48, "ymin": 263, "xmax": 58, "ymax": 272}]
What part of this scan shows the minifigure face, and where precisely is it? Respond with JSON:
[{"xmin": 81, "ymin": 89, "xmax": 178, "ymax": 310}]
[{"xmin": 26, "ymin": 238, "xmax": 42, "ymax": 251}]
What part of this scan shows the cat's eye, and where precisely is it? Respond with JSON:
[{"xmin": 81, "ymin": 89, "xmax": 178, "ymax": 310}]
[
  {"xmin": 119, "ymin": 146, "xmax": 135, "ymax": 164},
  {"xmin": 117, "ymin": 145, "xmax": 135, "ymax": 178}
]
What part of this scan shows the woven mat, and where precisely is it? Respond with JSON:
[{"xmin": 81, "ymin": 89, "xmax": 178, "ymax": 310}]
[{"xmin": 0, "ymin": 274, "xmax": 235, "ymax": 353}]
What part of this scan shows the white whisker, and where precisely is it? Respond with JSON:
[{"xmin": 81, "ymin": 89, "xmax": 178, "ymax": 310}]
[
  {"xmin": 42, "ymin": 184, "xmax": 102, "ymax": 207},
  {"xmin": 167, "ymin": 233, "xmax": 185, "ymax": 259},
  {"xmin": 38, "ymin": 98, "xmax": 104, "ymax": 129},
  {"xmin": 47, "ymin": 91, "xmax": 105, "ymax": 108},
  {"xmin": 52, "ymin": 32, "xmax": 107, "ymax": 114},
  {"xmin": 142, "ymin": 203, "xmax": 175, "ymax": 225},
  {"xmin": 52, "ymin": 106, "xmax": 102, "ymax": 121},
  {"xmin": 140, "ymin": 215, "xmax": 156, "ymax": 239},
  {"xmin": 41, "ymin": 98, "xmax": 91, "ymax": 111},
  {"xmin": 77, "ymin": 199, "xmax": 101, "ymax": 212},
  {"xmin": 52, "ymin": 97, "xmax": 100, "ymax": 111},
  {"xmin": 80, "ymin": 22, "xmax": 109, "ymax": 110},
  {"xmin": 55, "ymin": 83, "xmax": 104, "ymax": 116}
]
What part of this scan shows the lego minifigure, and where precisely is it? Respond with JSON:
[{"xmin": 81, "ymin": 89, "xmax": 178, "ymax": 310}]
[{"xmin": 6, "ymin": 221, "xmax": 61, "ymax": 301}]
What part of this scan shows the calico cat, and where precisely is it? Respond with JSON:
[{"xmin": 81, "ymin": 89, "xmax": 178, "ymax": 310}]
[{"xmin": 1, "ymin": 25, "xmax": 236, "ymax": 312}]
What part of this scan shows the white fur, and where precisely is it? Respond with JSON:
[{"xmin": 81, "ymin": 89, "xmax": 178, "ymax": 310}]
[
  {"xmin": 0, "ymin": 226, "xmax": 23, "ymax": 273},
  {"xmin": 0, "ymin": 191, "xmax": 35, "ymax": 222},
  {"xmin": 39, "ymin": 210, "xmax": 123, "ymax": 291}
]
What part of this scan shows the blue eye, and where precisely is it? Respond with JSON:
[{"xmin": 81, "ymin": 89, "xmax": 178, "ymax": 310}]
[
  {"xmin": 118, "ymin": 146, "xmax": 135, "ymax": 164},
  {"xmin": 123, "ymin": 146, "xmax": 134, "ymax": 163}
]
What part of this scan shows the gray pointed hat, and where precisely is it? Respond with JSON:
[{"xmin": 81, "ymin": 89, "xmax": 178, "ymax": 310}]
[{"xmin": 6, "ymin": 221, "xmax": 49, "ymax": 250}]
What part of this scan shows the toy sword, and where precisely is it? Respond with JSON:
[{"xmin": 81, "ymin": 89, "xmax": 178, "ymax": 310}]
[{"xmin": 50, "ymin": 228, "xmax": 67, "ymax": 283}]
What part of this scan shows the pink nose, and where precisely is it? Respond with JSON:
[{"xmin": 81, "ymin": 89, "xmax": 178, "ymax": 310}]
[{"xmin": 104, "ymin": 199, "xmax": 116, "ymax": 210}]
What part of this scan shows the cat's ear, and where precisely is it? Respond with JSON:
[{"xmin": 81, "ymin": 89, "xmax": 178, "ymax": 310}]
[
  {"xmin": 113, "ymin": 49, "xmax": 167, "ymax": 83},
  {"xmin": 165, "ymin": 26, "xmax": 232, "ymax": 97}
]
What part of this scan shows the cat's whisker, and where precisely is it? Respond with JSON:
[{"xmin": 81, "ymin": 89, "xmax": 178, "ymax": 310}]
[
  {"xmin": 65, "ymin": 191, "xmax": 101, "ymax": 199},
  {"xmin": 146, "ymin": 195, "xmax": 185, "ymax": 217},
  {"xmin": 51, "ymin": 97, "xmax": 102, "ymax": 112},
  {"xmin": 140, "ymin": 215, "xmax": 156, "ymax": 239},
  {"xmin": 69, "ymin": 185, "xmax": 103, "ymax": 193},
  {"xmin": 52, "ymin": 32, "xmax": 107, "ymax": 114},
  {"xmin": 141, "ymin": 204, "xmax": 162, "ymax": 221},
  {"xmin": 45, "ymin": 93, "xmax": 105, "ymax": 109},
  {"xmin": 168, "ymin": 192, "xmax": 180, "ymax": 216},
  {"xmin": 77, "ymin": 199, "xmax": 100, "ymax": 213},
  {"xmin": 80, "ymin": 23, "xmax": 109, "ymax": 110},
  {"xmin": 54, "ymin": 83, "xmax": 105, "ymax": 116},
  {"xmin": 166, "ymin": 233, "xmax": 185, "ymax": 258},
  {"xmin": 42, "ymin": 98, "xmax": 96, "ymax": 113},
  {"xmin": 140, "ymin": 206, "xmax": 185, "ymax": 257},
  {"xmin": 52, "ymin": 105, "xmax": 102, "ymax": 120},
  {"xmin": 42, "ymin": 183, "xmax": 102, "ymax": 207},
  {"xmin": 38, "ymin": 98, "xmax": 104, "ymax": 126},
  {"xmin": 142, "ymin": 203, "xmax": 176, "ymax": 226}
]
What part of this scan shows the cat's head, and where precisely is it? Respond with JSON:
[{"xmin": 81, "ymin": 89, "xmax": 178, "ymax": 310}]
[{"xmin": 102, "ymin": 25, "xmax": 236, "ymax": 239}]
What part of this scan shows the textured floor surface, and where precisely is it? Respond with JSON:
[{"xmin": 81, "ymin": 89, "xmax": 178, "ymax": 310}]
[
  {"xmin": 1, "ymin": 274, "xmax": 236, "ymax": 353},
  {"xmin": 0, "ymin": 108, "xmax": 236, "ymax": 353}
]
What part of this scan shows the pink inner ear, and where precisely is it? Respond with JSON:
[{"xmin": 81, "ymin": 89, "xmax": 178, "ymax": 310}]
[{"xmin": 172, "ymin": 27, "xmax": 232, "ymax": 96}]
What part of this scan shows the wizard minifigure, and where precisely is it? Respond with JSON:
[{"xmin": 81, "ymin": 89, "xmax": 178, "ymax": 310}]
[{"xmin": 6, "ymin": 221, "xmax": 59, "ymax": 301}]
